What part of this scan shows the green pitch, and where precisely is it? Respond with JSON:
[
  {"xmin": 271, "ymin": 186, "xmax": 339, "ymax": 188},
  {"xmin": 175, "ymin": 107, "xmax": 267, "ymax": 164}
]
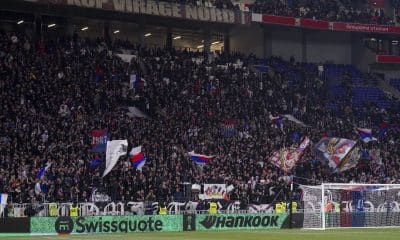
[{"xmin": 3, "ymin": 229, "xmax": 400, "ymax": 240}]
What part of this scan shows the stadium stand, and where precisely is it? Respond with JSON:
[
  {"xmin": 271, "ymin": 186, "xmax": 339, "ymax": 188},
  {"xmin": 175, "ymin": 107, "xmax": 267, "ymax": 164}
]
[
  {"xmin": 0, "ymin": 28, "xmax": 399, "ymax": 208},
  {"xmin": 0, "ymin": 2, "xmax": 399, "ymax": 234},
  {"xmin": 390, "ymin": 78, "xmax": 400, "ymax": 89}
]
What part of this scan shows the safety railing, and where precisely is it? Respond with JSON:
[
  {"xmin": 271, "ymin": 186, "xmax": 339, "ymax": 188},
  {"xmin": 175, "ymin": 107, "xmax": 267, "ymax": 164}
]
[{"xmin": 1, "ymin": 202, "xmax": 304, "ymax": 218}]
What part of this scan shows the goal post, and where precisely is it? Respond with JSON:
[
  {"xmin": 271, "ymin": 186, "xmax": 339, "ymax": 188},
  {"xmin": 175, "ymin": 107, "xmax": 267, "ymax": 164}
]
[{"xmin": 301, "ymin": 183, "xmax": 400, "ymax": 230}]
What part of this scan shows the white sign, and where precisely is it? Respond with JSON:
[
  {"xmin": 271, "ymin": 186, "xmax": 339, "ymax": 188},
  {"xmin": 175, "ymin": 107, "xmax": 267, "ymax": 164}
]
[{"xmin": 201, "ymin": 184, "xmax": 227, "ymax": 200}]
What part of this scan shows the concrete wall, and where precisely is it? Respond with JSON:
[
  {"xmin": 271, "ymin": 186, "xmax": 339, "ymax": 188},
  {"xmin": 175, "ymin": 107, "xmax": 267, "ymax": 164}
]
[
  {"xmin": 230, "ymin": 24, "xmax": 265, "ymax": 57},
  {"xmin": 71, "ymin": 18, "xmax": 104, "ymax": 39},
  {"xmin": 232, "ymin": 25, "xmax": 354, "ymax": 64},
  {"xmin": 370, "ymin": 64, "xmax": 400, "ymax": 80},
  {"xmin": 305, "ymin": 31, "xmax": 352, "ymax": 64},
  {"xmin": 230, "ymin": 24, "xmax": 376, "ymax": 71},
  {"xmin": 109, "ymin": 21, "xmax": 141, "ymax": 43},
  {"xmin": 350, "ymin": 33, "xmax": 376, "ymax": 72},
  {"xmin": 267, "ymin": 28, "xmax": 352, "ymax": 64},
  {"xmin": 269, "ymin": 27, "xmax": 303, "ymax": 61}
]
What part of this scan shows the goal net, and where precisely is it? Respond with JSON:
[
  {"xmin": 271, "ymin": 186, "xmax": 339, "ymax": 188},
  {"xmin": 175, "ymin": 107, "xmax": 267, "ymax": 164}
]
[{"xmin": 301, "ymin": 183, "xmax": 400, "ymax": 229}]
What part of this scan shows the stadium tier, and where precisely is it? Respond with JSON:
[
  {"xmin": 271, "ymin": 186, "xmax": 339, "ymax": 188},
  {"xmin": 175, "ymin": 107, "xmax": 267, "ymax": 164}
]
[
  {"xmin": 0, "ymin": 0, "xmax": 400, "ymax": 238},
  {"xmin": 250, "ymin": 0, "xmax": 395, "ymax": 25}
]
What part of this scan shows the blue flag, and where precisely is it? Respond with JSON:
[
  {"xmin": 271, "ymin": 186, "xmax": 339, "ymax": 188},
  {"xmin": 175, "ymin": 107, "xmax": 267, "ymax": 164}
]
[
  {"xmin": 37, "ymin": 163, "xmax": 52, "ymax": 179},
  {"xmin": 90, "ymin": 156, "xmax": 103, "ymax": 169},
  {"xmin": 292, "ymin": 132, "xmax": 301, "ymax": 142}
]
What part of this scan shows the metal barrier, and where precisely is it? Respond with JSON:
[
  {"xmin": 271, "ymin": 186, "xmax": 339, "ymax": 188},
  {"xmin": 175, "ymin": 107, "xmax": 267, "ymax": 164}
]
[{"xmin": 1, "ymin": 202, "xmax": 304, "ymax": 218}]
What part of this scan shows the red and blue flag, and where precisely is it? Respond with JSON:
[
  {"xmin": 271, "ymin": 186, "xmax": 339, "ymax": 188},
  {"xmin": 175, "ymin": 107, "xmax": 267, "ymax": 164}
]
[
  {"xmin": 130, "ymin": 74, "xmax": 146, "ymax": 89},
  {"xmin": 188, "ymin": 151, "xmax": 214, "ymax": 165},
  {"xmin": 130, "ymin": 146, "xmax": 146, "ymax": 171},
  {"xmin": 270, "ymin": 115, "xmax": 284, "ymax": 131},
  {"xmin": 356, "ymin": 128, "xmax": 377, "ymax": 143},
  {"xmin": 91, "ymin": 129, "xmax": 108, "ymax": 152}
]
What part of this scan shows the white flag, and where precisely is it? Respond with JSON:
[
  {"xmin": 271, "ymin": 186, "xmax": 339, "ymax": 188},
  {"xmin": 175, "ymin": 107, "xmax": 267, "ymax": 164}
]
[
  {"xmin": 34, "ymin": 182, "xmax": 41, "ymax": 195},
  {"xmin": 0, "ymin": 193, "xmax": 8, "ymax": 216},
  {"xmin": 0, "ymin": 194, "xmax": 7, "ymax": 205},
  {"xmin": 283, "ymin": 114, "xmax": 309, "ymax": 127},
  {"xmin": 126, "ymin": 107, "xmax": 149, "ymax": 119},
  {"xmin": 102, "ymin": 140, "xmax": 128, "ymax": 177}
]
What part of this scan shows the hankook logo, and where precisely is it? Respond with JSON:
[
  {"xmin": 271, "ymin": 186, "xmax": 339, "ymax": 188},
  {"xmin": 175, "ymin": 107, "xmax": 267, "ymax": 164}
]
[{"xmin": 199, "ymin": 215, "xmax": 280, "ymax": 229}]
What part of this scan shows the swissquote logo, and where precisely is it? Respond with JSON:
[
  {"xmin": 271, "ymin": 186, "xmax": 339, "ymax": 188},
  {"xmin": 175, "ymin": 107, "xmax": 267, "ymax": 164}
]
[
  {"xmin": 199, "ymin": 215, "xmax": 281, "ymax": 229},
  {"xmin": 54, "ymin": 216, "xmax": 164, "ymax": 234},
  {"xmin": 55, "ymin": 216, "xmax": 74, "ymax": 235}
]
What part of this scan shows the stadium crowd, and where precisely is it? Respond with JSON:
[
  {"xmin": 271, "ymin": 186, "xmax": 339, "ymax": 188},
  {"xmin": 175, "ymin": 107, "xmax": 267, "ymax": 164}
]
[
  {"xmin": 0, "ymin": 29, "xmax": 400, "ymax": 208},
  {"xmin": 249, "ymin": 0, "xmax": 393, "ymax": 25}
]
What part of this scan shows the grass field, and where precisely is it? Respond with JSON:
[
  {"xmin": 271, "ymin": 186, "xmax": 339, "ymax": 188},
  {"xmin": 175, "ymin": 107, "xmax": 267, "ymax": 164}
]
[{"xmin": 3, "ymin": 229, "xmax": 400, "ymax": 240}]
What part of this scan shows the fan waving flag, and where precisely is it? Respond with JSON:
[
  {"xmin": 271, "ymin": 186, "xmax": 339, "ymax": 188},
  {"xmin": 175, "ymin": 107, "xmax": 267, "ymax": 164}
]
[
  {"xmin": 102, "ymin": 140, "xmax": 128, "ymax": 177},
  {"xmin": 269, "ymin": 115, "xmax": 284, "ymax": 131},
  {"xmin": 356, "ymin": 128, "xmax": 377, "ymax": 143},
  {"xmin": 130, "ymin": 74, "xmax": 146, "ymax": 89},
  {"xmin": 269, "ymin": 137, "xmax": 310, "ymax": 172},
  {"xmin": 0, "ymin": 193, "xmax": 8, "ymax": 216},
  {"xmin": 37, "ymin": 162, "xmax": 52, "ymax": 180},
  {"xmin": 130, "ymin": 146, "xmax": 146, "ymax": 171},
  {"xmin": 379, "ymin": 121, "xmax": 389, "ymax": 138},
  {"xmin": 188, "ymin": 151, "xmax": 214, "ymax": 165}
]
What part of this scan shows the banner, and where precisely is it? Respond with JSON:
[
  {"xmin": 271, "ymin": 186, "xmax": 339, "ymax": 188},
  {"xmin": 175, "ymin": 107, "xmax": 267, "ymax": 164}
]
[
  {"xmin": 189, "ymin": 213, "xmax": 288, "ymax": 231},
  {"xmin": 331, "ymin": 22, "xmax": 400, "ymax": 34},
  {"xmin": 252, "ymin": 14, "xmax": 400, "ymax": 35},
  {"xmin": 201, "ymin": 184, "xmax": 227, "ymax": 200},
  {"xmin": 314, "ymin": 138, "xmax": 356, "ymax": 169},
  {"xmin": 376, "ymin": 55, "xmax": 400, "ymax": 64},
  {"xmin": 30, "ymin": 215, "xmax": 182, "ymax": 235},
  {"xmin": 90, "ymin": 188, "xmax": 111, "ymax": 202},
  {"xmin": 102, "ymin": 140, "xmax": 128, "ymax": 177},
  {"xmin": 262, "ymin": 15, "xmax": 295, "ymax": 26},
  {"xmin": 269, "ymin": 137, "xmax": 310, "ymax": 172},
  {"xmin": 24, "ymin": 0, "xmax": 250, "ymax": 25},
  {"xmin": 91, "ymin": 129, "xmax": 108, "ymax": 152},
  {"xmin": 337, "ymin": 147, "xmax": 360, "ymax": 172},
  {"xmin": 299, "ymin": 18, "xmax": 329, "ymax": 29}
]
